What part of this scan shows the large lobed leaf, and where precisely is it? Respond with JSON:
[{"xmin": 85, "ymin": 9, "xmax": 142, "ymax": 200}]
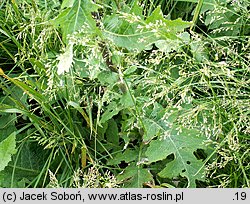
[
  {"xmin": 108, "ymin": 149, "xmax": 153, "ymax": 187},
  {"xmin": 143, "ymin": 104, "xmax": 207, "ymax": 187},
  {"xmin": 145, "ymin": 127, "xmax": 206, "ymax": 187}
]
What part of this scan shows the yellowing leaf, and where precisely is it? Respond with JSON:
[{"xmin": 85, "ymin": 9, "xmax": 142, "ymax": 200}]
[{"xmin": 0, "ymin": 68, "xmax": 5, "ymax": 75}]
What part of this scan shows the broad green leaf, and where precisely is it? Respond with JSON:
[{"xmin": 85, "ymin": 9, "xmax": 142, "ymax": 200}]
[
  {"xmin": 100, "ymin": 102, "xmax": 122, "ymax": 124},
  {"xmin": 106, "ymin": 119, "xmax": 119, "ymax": 146},
  {"xmin": 97, "ymin": 121, "xmax": 108, "ymax": 140},
  {"xmin": 142, "ymin": 103, "xmax": 166, "ymax": 142},
  {"xmin": 0, "ymin": 170, "xmax": 29, "ymax": 187},
  {"xmin": 108, "ymin": 147, "xmax": 153, "ymax": 187},
  {"xmin": 201, "ymin": 0, "xmax": 243, "ymax": 36},
  {"xmin": 158, "ymin": 149, "xmax": 205, "ymax": 187},
  {"xmin": 103, "ymin": 31, "xmax": 155, "ymax": 52},
  {"xmin": 120, "ymin": 92, "xmax": 134, "ymax": 108},
  {"xmin": 145, "ymin": 6, "xmax": 192, "ymax": 35},
  {"xmin": 155, "ymin": 32, "xmax": 190, "ymax": 52},
  {"xmin": 0, "ymin": 132, "xmax": 17, "ymax": 172},
  {"xmin": 190, "ymin": 40, "xmax": 209, "ymax": 62},
  {"xmin": 103, "ymin": 0, "xmax": 143, "ymax": 34},
  {"xmin": 117, "ymin": 163, "xmax": 153, "ymax": 188},
  {"xmin": 146, "ymin": 128, "xmax": 206, "ymax": 187},
  {"xmin": 124, "ymin": 65, "xmax": 137, "ymax": 75},
  {"xmin": 142, "ymin": 118, "xmax": 163, "ymax": 142},
  {"xmin": 97, "ymin": 71, "xmax": 119, "ymax": 85},
  {"xmin": 74, "ymin": 59, "xmax": 89, "ymax": 78},
  {"xmin": 53, "ymin": 0, "xmax": 100, "ymax": 42},
  {"xmin": 107, "ymin": 149, "xmax": 138, "ymax": 165},
  {"xmin": 61, "ymin": 0, "xmax": 75, "ymax": 8},
  {"xmin": 103, "ymin": 5, "xmax": 191, "ymax": 52},
  {"xmin": 13, "ymin": 141, "xmax": 45, "ymax": 172},
  {"xmin": 0, "ymin": 141, "xmax": 52, "ymax": 187}
]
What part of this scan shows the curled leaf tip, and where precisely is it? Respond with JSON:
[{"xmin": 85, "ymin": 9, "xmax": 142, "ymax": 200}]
[{"xmin": 0, "ymin": 68, "xmax": 5, "ymax": 76}]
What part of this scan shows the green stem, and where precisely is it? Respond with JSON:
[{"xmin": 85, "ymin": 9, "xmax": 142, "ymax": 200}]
[
  {"xmin": 190, "ymin": 0, "xmax": 203, "ymax": 31},
  {"xmin": 235, "ymin": 152, "xmax": 250, "ymax": 187}
]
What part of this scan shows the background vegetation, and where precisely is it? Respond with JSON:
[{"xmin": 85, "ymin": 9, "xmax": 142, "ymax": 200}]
[{"xmin": 0, "ymin": 0, "xmax": 249, "ymax": 188}]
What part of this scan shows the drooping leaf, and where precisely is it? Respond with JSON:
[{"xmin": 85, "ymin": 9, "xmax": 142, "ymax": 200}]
[
  {"xmin": 0, "ymin": 132, "xmax": 17, "ymax": 172},
  {"xmin": 202, "ymin": 0, "xmax": 217, "ymax": 14},
  {"xmin": 2, "ymin": 74, "xmax": 45, "ymax": 104}
]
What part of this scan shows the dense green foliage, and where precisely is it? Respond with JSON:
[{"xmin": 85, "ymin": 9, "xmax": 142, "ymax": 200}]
[{"xmin": 0, "ymin": 0, "xmax": 249, "ymax": 188}]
